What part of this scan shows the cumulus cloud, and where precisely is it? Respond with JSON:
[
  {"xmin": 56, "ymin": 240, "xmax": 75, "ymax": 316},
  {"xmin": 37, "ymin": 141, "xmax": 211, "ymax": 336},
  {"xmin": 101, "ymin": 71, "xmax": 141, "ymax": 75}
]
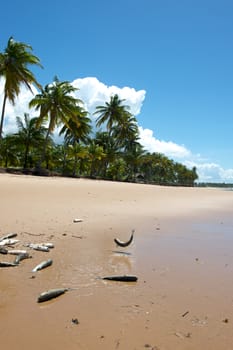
[
  {"xmin": 0, "ymin": 78, "xmax": 37, "ymax": 134},
  {"xmin": 0, "ymin": 76, "xmax": 232, "ymax": 183},
  {"xmin": 73, "ymin": 77, "xmax": 146, "ymax": 117},
  {"xmin": 137, "ymin": 127, "xmax": 233, "ymax": 183},
  {"xmin": 184, "ymin": 160, "xmax": 233, "ymax": 183},
  {"xmin": 138, "ymin": 126, "xmax": 191, "ymax": 159}
]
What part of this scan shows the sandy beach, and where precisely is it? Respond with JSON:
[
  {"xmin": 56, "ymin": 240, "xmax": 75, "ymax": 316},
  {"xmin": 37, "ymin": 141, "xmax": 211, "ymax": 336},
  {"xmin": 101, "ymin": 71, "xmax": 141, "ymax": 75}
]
[{"xmin": 1, "ymin": 174, "xmax": 233, "ymax": 350}]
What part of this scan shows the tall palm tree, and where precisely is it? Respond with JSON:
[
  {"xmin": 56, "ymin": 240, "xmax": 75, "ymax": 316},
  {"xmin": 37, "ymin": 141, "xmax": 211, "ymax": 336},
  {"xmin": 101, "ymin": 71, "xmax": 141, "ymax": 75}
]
[
  {"xmin": 29, "ymin": 76, "xmax": 83, "ymax": 168},
  {"xmin": 0, "ymin": 37, "xmax": 42, "ymax": 139},
  {"xmin": 94, "ymin": 94, "xmax": 130, "ymax": 135}
]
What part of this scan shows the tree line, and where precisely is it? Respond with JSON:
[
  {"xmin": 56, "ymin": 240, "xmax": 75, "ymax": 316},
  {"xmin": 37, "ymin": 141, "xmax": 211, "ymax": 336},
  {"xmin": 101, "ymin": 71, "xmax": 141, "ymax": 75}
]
[{"xmin": 0, "ymin": 37, "xmax": 198, "ymax": 186}]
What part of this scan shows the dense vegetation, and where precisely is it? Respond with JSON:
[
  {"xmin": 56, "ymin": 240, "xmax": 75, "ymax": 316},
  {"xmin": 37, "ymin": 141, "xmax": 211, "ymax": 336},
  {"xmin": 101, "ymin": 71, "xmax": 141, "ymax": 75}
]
[{"xmin": 0, "ymin": 37, "xmax": 198, "ymax": 186}]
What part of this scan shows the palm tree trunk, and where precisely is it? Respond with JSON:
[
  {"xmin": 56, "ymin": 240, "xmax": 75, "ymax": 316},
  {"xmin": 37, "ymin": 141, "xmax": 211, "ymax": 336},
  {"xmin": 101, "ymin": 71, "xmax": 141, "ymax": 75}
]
[
  {"xmin": 35, "ymin": 128, "xmax": 50, "ymax": 172},
  {"xmin": 41, "ymin": 129, "xmax": 50, "ymax": 165},
  {"xmin": 0, "ymin": 93, "xmax": 7, "ymax": 140},
  {"xmin": 23, "ymin": 141, "xmax": 30, "ymax": 169},
  {"xmin": 72, "ymin": 154, "xmax": 78, "ymax": 177}
]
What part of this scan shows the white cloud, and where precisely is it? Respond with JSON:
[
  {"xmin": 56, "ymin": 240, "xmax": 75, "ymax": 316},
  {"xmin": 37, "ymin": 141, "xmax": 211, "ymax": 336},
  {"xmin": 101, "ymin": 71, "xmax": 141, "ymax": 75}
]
[
  {"xmin": 0, "ymin": 78, "xmax": 37, "ymax": 134},
  {"xmin": 72, "ymin": 77, "xmax": 146, "ymax": 117},
  {"xmin": 0, "ymin": 76, "xmax": 232, "ymax": 183},
  {"xmin": 138, "ymin": 126, "xmax": 191, "ymax": 158},
  {"xmin": 184, "ymin": 160, "xmax": 233, "ymax": 183},
  {"xmin": 137, "ymin": 126, "xmax": 233, "ymax": 183}
]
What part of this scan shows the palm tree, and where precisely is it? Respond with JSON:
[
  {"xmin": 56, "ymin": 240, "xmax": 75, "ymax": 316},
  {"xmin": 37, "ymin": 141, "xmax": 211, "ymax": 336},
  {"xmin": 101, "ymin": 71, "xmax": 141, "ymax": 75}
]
[
  {"xmin": 66, "ymin": 142, "xmax": 89, "ymax": 177},
  {"xmin": 174, "ymin": 163, "xmax": 198, "ymax": 186},
  {"xmin": 14, "ymin": 113, "xmax": 47, "ymax": 168},
  {"xmin": 59, "ymin": 106, "xmax": 92, "ymax": 145},
  {"xmin": 0, "ymin": 134, "xmax": 19, "ymax": 167},
  {"xmin": 0, "ymin": 37, "xmax": 42, "ymax": 139},
  {"xmin": 29, "ymin": 76, "xmax": 83, "ymax": 168},
  {"xmin": 87, "ymin": 140, "xmax": 106, "ymax": 178},
  {"xmin": 112, "ymin": 112, "xmax": 139, "ymax": 151},
  {"xmin": 94, "ymin": 94, "xmax": 130, "ymax": 135},
  {"xmin": 94, "ymin": 131, "xmax": 119, "ymax": 177},
  {"xmin": 123, "ymin": 142, "xmax": 145, "ymax": 181}
]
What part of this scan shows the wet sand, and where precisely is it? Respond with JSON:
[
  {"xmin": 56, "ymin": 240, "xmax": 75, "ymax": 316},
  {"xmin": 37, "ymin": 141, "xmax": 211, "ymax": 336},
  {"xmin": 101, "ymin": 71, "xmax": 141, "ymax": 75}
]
[{"xmin": 0, "ymin": 174, "xmax": 233, "ymax": 350}]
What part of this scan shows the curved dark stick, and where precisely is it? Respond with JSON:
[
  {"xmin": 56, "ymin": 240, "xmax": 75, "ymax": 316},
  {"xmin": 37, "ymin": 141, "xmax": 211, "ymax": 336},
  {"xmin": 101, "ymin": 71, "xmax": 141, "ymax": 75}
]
[{"xmin": 114, "ymin": 230, "xmax": 134, "ymax": 247}]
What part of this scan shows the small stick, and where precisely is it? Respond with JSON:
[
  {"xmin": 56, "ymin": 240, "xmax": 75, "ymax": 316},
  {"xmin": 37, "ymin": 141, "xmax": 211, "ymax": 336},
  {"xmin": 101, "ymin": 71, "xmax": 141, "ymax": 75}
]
[
  {"xmin": 182, "ymin": 311, "xmax": 189, "ymax": 317},
  {"xmin": 21, "ymin": 231, "xmax": 45, "ymax": 236}
]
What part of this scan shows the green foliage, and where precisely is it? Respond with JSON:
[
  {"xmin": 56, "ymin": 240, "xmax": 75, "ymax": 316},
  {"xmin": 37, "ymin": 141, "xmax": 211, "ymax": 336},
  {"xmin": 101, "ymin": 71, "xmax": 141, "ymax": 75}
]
[
  {"xmin": 0, "ymin": 37, "xmax": 42, "ymax": 139},
  {"xmin": 0, "ymin": 38, "xmax": 199, "ymax": 186}
]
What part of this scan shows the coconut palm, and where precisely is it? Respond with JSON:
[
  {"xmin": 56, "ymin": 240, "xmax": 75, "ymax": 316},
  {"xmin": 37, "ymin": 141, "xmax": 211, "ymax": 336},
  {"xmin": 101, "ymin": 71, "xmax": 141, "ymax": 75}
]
[
  {"xmin": 123, "ymin": 142, "xmax": 145, "ymax": 181},
  {"xmin": 94, "ymin": 131, "xmax": 119, "ymax": 177},
  {"xmin": 14, "ymin": 113, "xmax": 47, "ymax": 168},
  {"xmin": 29, "ymin": 76, "xmax": 83, "ymax": 168},
  {"xmin": 59, "ymin": 106, "xmax": 92, "ymax": 145},
  {"xmin": 87, "ymin": 140, "xmax": 106, "ymax": 178},
  {"xmin": 0, "ymin": 37, "xmax": 42, "ymax": 139},
  {"xmin": 94, "ymin": 94, "xmax": 131, "ymax": 135},
  {"xmin": 111, "ymin": 112, "xmax": 139, "ymax": 151},
  {"xmin": 66, "ymin": 142, "xmax": 89, "ymax": 177},
  {"xmin": 0, "ymin": 134, "xmax": 19, "ymax": 167}
]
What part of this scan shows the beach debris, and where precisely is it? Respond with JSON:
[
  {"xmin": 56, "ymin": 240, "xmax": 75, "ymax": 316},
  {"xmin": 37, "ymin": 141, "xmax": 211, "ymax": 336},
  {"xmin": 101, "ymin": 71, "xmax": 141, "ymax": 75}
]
[
  {"xmin": 222, "ymin": 318, "xmax": 229, "ymax": 323},
  {"xmin": 71, "ymin": 318, "xmax": 79, "ymax": 325},
  {"xmin": 174, "ymin": 332, "xmax": 191, "ymax": 339},
  {"xmin": 181, "ymin": 311, "xmax": 189, "ymax": 317},
  {"xmin": 8, "ymin": 249, "xmax": 28, "ymax": 255},
  {"xmin": 144, "ymin": 344, "xmax": 159, "ymax": 349},
  {"xmin": 14, "ymin": 252, "xmax": 31, "ymax": 264},
  {"xmin": 112, "ymin": 250, "xmax": 131, "ymax": 255},
  {"xmin": 25, "ymin": 243, "xmax": 50, "ymax": 252},
  {"xmin": 32, "ymin": 259, "xmax": 53, "ymax": 272},
  {"xmin": 73, "ymin": 218, "xmax": 83, "ymax": 223},
  {"xmin": 38, "ymin": 242, "xmax": 54, "ymax": 249},
  {"xmin": 22, "ymin": 231, "xmax": 45, "ymax": 237},
  {"xmin": 0, "ymin": 232, "xmax": 17, "ymax": 242},
  {"xmin": 191, "ymin": 316, "xmax": 208, "ymax": 326},
  {"xmin": 72, "ymin": 235, "xmax": 85, "ymax": 239},
  {"xmin": 0, "ymin": 247, "xmax": 8, "ymax": 254},
  {"xmin": 0, "ymin": 261, "xmax": 18, "ymax": 267},
  {"xmin": 0, "ymin": 239, "xmax": 19, "ymax": 246},
  {"xmin": 114, "ymin": 229, "xmax": 135, "ymax": 247},
  {"xmin": 37, "ymin": 288, "xmax": 69, "ymax": 303},
  {"xmin": 144, "ymin": 344, "xmax": 160, "ymax": 350},
  {"xmin": 102, "ymin": 275, "xmax": 138, "ymax": 282}
]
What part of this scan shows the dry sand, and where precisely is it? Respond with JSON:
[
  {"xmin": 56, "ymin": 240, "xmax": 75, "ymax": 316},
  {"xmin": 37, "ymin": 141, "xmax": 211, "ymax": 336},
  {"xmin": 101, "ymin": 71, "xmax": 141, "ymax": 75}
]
[{"xmin": 1, "ymin": 174, "xmax": 233, "ymax": 350}]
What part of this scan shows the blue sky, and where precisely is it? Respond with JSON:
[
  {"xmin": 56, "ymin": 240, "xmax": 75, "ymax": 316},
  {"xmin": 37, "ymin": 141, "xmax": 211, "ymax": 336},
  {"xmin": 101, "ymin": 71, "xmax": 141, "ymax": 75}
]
[{"xmin": 1, "ymin": 0, "xmax": 233, "ymax": 182}]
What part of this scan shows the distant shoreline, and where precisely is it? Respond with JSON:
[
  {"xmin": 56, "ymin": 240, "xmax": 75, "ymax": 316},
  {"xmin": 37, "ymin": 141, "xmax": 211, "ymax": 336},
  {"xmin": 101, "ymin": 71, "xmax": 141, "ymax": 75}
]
[{"xmin": 1, "ymin": 166, "xmax": 232, "ymax": 188}]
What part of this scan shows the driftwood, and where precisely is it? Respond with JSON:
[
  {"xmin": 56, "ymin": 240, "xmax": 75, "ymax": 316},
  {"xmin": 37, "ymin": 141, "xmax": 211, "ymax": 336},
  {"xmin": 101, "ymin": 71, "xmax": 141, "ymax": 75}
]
[{"xmin": 102, "ymin": 275, "xmax": 138, "ymax": 282}]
